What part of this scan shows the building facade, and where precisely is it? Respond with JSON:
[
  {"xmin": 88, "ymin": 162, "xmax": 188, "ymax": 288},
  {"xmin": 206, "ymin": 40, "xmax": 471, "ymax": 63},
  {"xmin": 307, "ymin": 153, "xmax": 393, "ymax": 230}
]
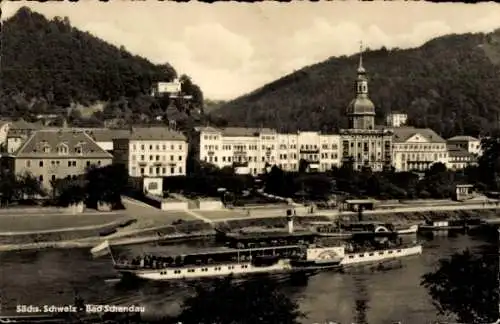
[
  {"xmin": 6, "ymin": 129, "xmax": 112, "ymax": 190},
  {"xmin": 112, "ymin": 127, "xmax": 188, "ymax": 178},
  {"xmin": 339, "ymin": 48, "xmax": 393, "ymax": 171},
  {"xmin": 195, "ymin": 127, "xmax": 341, "ymax": 175},
  {"xmin": 6, "ymin": 119, "xmax": 41, "ymax": 154},
  {"xmin": 446, "ymin": 136, "xmax": 482, "ymax": 156},
  {"xmin": 391, "ymin": 127, "xmax": 449, "ymax": 172},
  {"xmin": 385, "ymin": 113, "xmax": 408, "ymax": 128}
]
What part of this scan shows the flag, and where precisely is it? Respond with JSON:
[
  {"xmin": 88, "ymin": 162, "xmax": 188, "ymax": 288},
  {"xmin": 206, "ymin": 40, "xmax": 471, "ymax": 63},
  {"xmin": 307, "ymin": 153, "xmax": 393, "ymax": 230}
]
[{"xmin": 90, "ymin": 240, "xmax": 110, "ymax": 258}]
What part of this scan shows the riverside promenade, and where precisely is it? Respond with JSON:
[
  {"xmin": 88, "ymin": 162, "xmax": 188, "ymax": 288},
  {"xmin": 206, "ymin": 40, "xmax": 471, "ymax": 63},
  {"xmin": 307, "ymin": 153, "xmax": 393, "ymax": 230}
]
[{"xmin": 0, "ymin": 196, "xmax": 499, "ymax": 252}]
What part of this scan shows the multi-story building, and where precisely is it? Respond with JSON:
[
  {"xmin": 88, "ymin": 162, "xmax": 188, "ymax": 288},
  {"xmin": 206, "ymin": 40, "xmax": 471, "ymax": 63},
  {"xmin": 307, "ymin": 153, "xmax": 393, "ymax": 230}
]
[
  {"xmin": 446, "ymin": 136, "xmax": 482, "ymax": 156},
  {"xmin": 196, "ymin": 127, "xmax": 278, "ymax": 175},
  {"xmin": 447, "ymin": 149, "xmax": 477, "ymax": 170},
  {"xmin": 86, "ymin": 128, "xmax": 131, "ymax": 154},
  {"xmin": 385, "ymin": 112, "xmax": 408, "ymax": 128},
  {"xmin": 195, "ymin": 127, "xmax": 341, "ymax": 175},
  {"xmin": 391, "ymin": 127, "xmax": 448, "ymax": 172},
  {"xmin": 6, "ymin": 119, "xmax": 41, "ymax": 154},
  {"xmin": 0, "ymin": 121, "xmax": 12, "ymax": 152},
  {"xmin": 5, "ymin": 129, "xmax": 112, "ymax": 190},
  {"xmin": 339, "ymin": 49, "xmax": 393, "ymax": 171},
  {"xmin": 112, "ymin": 127, "xmax": 188, "ymax": 194}
]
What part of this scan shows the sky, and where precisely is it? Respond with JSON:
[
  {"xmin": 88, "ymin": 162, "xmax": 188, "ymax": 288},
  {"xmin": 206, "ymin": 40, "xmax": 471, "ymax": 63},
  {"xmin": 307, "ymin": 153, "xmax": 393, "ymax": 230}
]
[{"xmin": 3, "ymin": 2, "xmax": 500, "ymax": 100}]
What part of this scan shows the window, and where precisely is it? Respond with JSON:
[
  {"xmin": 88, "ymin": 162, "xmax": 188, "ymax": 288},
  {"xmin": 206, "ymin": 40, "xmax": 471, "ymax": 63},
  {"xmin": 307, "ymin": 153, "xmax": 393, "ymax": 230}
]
[{"xmin": 56, "ymin": 144, "xmax": 68, "ymax": 154}]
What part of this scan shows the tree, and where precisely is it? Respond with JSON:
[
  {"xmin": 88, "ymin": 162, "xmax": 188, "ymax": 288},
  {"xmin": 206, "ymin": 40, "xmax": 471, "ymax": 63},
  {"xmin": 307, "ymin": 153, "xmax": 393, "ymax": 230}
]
[
  {"xmin": 16, "ymin": 172, "xmax": 46, "ymax": 200},
  {"xmin": 478, "ymin": 135, "xmax": 500, "ymax": 190},
  {"xmin": 53, "ymin": 177, "xmax": 87, "ymax": 207},
  {"xmin": 0, "ymin": 169, "xmax": 21, "ymax": 205},
  {"xmin": 85, "ymin": 164, "xmax": 128, "ymax": 209},
  {"xmin": 421, "ymin": 243, "xmax": 498, "ymax": 323},
  {"xmin": 169, "ymin": 275, "xmax": 304, "ymax": 324}
]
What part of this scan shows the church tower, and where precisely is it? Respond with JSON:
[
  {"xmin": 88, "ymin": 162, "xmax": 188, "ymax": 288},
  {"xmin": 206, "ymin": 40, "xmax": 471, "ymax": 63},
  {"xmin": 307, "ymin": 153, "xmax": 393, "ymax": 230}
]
[{"xmin": 346, "ymin": 42, "xmax": 376, "ymax": 130}]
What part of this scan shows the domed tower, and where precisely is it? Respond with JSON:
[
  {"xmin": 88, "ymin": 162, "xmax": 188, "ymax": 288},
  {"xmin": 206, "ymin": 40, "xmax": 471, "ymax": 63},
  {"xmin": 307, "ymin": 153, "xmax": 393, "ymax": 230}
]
[{"xmin": 346, "ymin": 43, "xmax": 376, "ymax": 130}]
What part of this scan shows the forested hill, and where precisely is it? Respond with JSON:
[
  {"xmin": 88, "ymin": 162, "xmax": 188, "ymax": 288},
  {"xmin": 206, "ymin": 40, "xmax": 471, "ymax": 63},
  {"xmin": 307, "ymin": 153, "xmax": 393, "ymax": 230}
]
[
  {"xmin": 214, "ymin": 29, "xmax": 500, "ymax": 138},
  {"xmin": 0, "ymin": 7, "xmax": 203, "ymax": 126}
]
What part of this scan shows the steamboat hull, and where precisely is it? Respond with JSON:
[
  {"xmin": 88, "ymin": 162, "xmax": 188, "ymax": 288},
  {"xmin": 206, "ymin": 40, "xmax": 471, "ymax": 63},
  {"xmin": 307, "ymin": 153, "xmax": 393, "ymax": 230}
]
[
  {"xmin": 115, "ymin": 260, "xmax": 298, "ymax": 282},
  {"xmin": 340, "ymin": 244, "xmax": 423, "ymax": 267}
]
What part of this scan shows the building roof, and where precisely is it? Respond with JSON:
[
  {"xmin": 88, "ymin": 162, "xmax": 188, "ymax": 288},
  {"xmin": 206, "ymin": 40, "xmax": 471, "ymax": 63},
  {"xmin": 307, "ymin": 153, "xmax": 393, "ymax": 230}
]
[
  {"xmin": 197, "ymin": 126, "xmax": 276, "ymax": 137},
  {"xmin": 14, "ymin": 129, "xmax": 113, "ymax": 159},
  {"xmin": 447, "ymin": 136, "xmax": 479, "ymax": 142},
  {"xmin": 128, "ymin": 127, "xmax": 186, "ymax": 141},
  {"xmin": 391, "ymin": 127, "xmax": 445, "ymax": 143},
  {"xmin": 448, "ymin": 148, "xmax": 476, "ymax": 159},
  {"xmin": 87, "ymin": 129, "xmax": 131, "ymax": 142},
  {"xmin": 346, "ymin": 97, "xmax": 376, "ymax": 116}
]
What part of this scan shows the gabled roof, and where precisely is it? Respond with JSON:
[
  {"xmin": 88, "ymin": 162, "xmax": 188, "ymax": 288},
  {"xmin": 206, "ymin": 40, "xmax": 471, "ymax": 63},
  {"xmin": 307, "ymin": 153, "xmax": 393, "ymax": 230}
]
[
  {"xmin": 14, "ymin": 130, "xmax": 113, "ymax": 159},
  {"xmin": 128, "ymin": 127, "xmax": 186, "ymax": 141},
  {"xmin": 447, "ymin": 135, "xmax": 479, "ymax": 142},
  {"xmin": 391, "ymin": 127, "xmax": 445, "ymax": 143},
  {"xmin": 87, "ymin": 129, "xmax": 131, "ymax": 142}
]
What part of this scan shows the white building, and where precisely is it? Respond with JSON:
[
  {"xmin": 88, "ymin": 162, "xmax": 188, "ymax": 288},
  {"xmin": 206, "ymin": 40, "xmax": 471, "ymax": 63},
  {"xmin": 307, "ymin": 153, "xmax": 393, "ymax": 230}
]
[
  {"xmin": 113, "ymin": 127, "xmax": 188, "ymax": 195},
  {"xmin": 391, "ymin": 127, "xmax": 449, "ymax": 172},
  {"xmin": 446, "ymin": 136, "xmax": 482, "ymax": 156},
  {"xmin": 194, "ymin": 127, "xmax": 341, "ymax": 175},
  {"xmin": 386, "ymin": 113, "xmax": 408, "ymax": 127}
]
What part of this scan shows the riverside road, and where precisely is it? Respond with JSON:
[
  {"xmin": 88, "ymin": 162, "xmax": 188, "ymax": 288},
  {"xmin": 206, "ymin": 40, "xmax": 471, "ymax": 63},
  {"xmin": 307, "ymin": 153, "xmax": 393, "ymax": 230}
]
[{"xmin": 0, "ymin": 234, "xmax": 490, "ymax": 324}]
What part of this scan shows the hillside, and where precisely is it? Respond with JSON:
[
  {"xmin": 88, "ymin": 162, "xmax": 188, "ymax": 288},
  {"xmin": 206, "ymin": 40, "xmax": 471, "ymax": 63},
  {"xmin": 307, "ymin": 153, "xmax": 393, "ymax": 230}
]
[
  {"xmin": 214, "ymin": 30, "xmax": 500, "ymax": 138},
  {"xmin": 0, "ymin": 7, "xmax": 204, "ymax": 127}
]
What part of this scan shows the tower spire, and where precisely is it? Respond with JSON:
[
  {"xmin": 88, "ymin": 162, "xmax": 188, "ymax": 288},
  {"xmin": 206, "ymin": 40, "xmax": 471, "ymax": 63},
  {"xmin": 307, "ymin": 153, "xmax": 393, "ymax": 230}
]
[{"xmin": 358, "ymin": 41, "xmax": 365, "ymax": 73}]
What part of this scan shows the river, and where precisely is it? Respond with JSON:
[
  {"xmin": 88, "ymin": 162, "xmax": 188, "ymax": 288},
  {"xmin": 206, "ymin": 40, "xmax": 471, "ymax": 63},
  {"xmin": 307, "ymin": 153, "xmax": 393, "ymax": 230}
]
[{"xmin": 0, "ymin": 234, "xmax": 492, "ymax": 324}]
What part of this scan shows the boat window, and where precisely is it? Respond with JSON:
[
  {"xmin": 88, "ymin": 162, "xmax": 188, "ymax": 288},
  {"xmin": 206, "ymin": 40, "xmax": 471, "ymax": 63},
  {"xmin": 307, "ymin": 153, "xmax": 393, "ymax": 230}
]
[
  {"xmin": 397, "ymin": 250, "xmax": 402, "ymax": 253},
  {"xmin": 369, "ymin": 253, "xmax": 374, "ymax": 256}
]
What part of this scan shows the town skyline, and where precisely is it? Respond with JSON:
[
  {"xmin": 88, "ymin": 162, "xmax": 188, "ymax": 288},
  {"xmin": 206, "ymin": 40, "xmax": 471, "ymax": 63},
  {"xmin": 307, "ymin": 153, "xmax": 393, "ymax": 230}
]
[{"xmin": 3, "ymin": 1, "xmax": 500, "ymax": 100}]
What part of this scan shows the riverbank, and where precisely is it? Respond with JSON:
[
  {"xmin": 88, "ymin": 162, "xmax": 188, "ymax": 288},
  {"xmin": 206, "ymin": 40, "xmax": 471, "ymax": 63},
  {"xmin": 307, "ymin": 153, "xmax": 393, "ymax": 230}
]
[{"xmin": 0, "ymin": 201, "xmax": 499, "ymax": 253}]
